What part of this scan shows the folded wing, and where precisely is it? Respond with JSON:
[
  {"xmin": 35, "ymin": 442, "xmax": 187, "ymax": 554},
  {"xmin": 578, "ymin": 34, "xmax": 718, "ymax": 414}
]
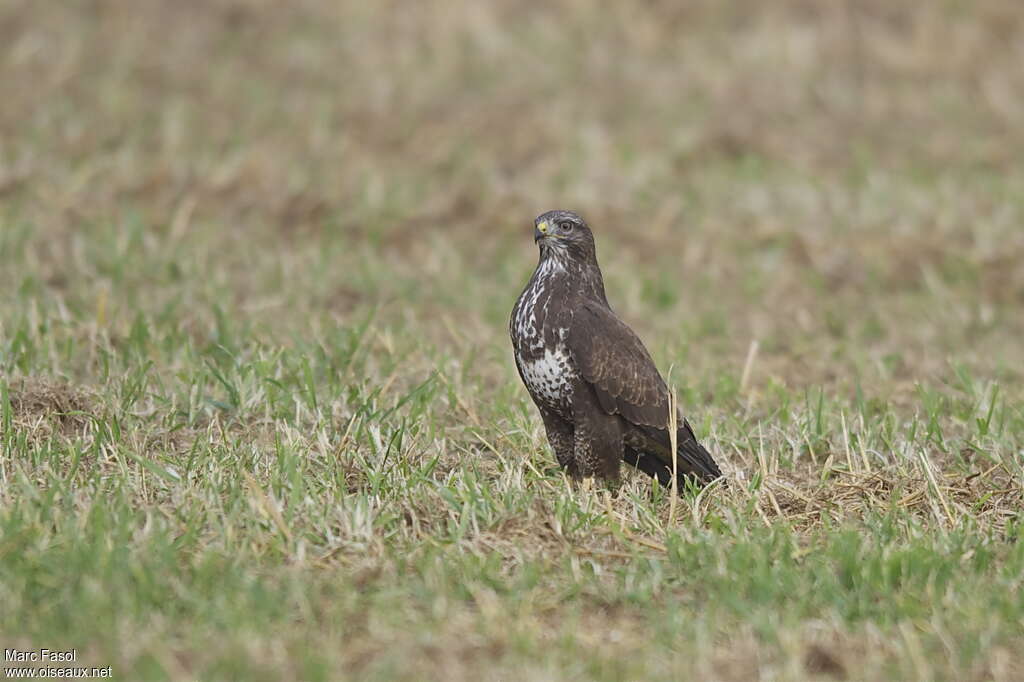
[
  {"xmin": 567, "ymin": 300, "xmax": 721, "ymax": 484},
  {"xmin": 567, "ymin": 300, "xmax": 671, "ymax": 427}
]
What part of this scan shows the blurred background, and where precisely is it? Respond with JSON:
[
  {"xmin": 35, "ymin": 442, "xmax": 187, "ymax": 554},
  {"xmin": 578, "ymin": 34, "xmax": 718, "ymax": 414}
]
[
  {"xmin": 3, "ymin": 0, "xmax": 1023, "ymax": 398},
  {"xmin": 4, "ymin": 3, "xmax": 1024, "ymax": 679}
]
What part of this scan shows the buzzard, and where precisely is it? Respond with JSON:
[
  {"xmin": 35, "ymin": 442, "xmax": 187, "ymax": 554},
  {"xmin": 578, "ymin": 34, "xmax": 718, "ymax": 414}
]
[{"xmin": 510, "ymin": 210, "xmax": 722, "ymax": 491}]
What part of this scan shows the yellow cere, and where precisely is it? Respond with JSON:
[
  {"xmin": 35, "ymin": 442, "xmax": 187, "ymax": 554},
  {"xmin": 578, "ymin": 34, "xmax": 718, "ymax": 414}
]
[{"xmin": 537, "ymin": 221, "xmax": 549, "ymax": 233}]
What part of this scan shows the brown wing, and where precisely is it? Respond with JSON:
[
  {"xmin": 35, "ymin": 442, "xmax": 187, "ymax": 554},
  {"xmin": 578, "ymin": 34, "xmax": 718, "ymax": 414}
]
[
  {"xmin": 567, "ymin": 300, "xmax": 671, "ymax": 428},
  {"xmin": 568, "ymin": 300, "xmax": 723, "ymax": 485}
]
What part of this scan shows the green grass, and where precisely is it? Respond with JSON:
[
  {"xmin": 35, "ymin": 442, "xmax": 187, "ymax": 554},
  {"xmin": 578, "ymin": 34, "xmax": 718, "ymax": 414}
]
[{"xmin": 2, "ymin": 1, "xmax": 1024, "ymax": 680}]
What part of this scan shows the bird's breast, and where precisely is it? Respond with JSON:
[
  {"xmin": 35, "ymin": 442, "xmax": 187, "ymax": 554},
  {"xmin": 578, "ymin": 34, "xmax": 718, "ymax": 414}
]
[
  {"xmin": 517, "ymin": 345, "xmax": 577, "ymax": 413},
  {"xmin": 511, "ymin": 267, "xmax": 580, "ymax": 413},
  {"xmin": 511, "ymin": 281, "xmax": 546, "ymax": 352}
]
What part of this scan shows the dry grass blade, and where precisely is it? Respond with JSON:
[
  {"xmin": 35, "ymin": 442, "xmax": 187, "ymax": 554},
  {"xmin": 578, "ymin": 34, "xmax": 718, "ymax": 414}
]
[
  {"xmin": 668, "ymin": 376, "xmax": 679, "ymax": 526},
  {"xmin": 243, "ymin": 470, "xmax": 294, "ymax": 546},
  {"xmin": 740, "ymin": 339, "xmax": 760, "ymax": 394}
]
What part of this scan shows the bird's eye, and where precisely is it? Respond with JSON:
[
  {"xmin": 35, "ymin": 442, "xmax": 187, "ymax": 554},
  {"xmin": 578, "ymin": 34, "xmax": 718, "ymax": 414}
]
[{"xmin": 559, "ymin": 221, "xmax": 574, "ymax": 232}]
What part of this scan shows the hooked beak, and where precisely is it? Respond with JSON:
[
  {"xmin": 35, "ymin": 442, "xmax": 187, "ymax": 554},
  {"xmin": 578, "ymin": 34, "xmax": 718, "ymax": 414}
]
[{"xmin": 534, "ymin": 221, "xmax": 549, "ymax": 243}]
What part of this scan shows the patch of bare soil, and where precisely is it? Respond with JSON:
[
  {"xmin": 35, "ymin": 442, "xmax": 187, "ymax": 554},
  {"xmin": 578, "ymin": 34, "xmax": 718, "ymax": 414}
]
[{"xmin": 3, "ymin": 376, "xmax": 97, "ymax": 441}]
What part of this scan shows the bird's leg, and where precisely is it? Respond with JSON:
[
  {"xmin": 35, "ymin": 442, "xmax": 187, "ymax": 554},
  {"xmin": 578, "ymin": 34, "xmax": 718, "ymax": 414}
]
[
  {"xmin": 538, "ymin": 406, "xmax": 578, "ymax": 478},
  {"xmin": 572, "ymin": 420, "xmax": 598, "ymax": 479},
  {"xmin": 570, "ymin": 387, "xmax": 623, "ymax": 482}
]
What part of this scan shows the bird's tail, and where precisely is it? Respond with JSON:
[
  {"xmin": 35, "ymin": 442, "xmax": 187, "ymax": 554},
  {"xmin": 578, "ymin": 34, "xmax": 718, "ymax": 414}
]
[
  {"xmin": 626, "ymin": 421, "xmax": 723, "ymax": 492},
  {"xmin": 672, "ymin": 427, "xmax": 723, "ymax": 486}
]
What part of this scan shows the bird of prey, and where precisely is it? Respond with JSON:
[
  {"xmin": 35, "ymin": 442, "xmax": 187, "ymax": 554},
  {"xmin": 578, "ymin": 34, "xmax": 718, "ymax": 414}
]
[{"xmin": 510, "ymin": 210, "xmax": 722, "ymax": 491}]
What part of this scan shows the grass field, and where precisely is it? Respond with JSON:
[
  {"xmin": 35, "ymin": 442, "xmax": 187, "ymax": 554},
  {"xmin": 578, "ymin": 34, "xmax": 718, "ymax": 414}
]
[{"xmin": 2, "ymin": 1, "xmax": 1024, "ymax": 680}]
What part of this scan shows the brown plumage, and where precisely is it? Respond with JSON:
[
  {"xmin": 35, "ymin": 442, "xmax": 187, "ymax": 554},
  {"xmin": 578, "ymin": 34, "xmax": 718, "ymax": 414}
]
[{"xmin": 510, "ymin": 210, "xmax": 722, "ymax": 491}]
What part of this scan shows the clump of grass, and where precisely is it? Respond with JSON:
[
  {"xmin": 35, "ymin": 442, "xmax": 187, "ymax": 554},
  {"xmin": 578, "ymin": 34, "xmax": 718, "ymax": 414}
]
[{"xmin": 2, "ymin": 377, "xmax": 96, "ymax": 442}]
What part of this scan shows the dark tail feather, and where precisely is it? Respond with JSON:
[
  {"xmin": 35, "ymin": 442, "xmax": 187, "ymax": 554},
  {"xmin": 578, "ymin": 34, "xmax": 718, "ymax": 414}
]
[
  {"xmin": 624, "ymin": 422, "xmax": 723, "ymax": 493},
  {"xmin": 673, "ymin": 427, "xmax": 723, "ymax": 485}
]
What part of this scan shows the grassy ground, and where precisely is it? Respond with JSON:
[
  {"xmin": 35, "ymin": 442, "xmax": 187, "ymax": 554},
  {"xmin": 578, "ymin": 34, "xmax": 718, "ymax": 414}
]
[{"xmin": 2, "ymin": 1, "xmax": 1024, "ymax": 680}]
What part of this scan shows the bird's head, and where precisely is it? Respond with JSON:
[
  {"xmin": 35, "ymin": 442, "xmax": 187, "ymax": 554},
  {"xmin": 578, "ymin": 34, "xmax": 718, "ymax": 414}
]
[{"xmin": 533, "ymin": 210, "xmax": 597, "ymax": 263}]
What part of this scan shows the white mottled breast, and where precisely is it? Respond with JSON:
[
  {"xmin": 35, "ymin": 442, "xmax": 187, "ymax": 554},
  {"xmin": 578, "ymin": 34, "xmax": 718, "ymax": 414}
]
[
  {"xmin": 518, "ymin": 345, "xmax": 576, "ymax": 410},
  {"xmin": 511, "ymin": 256, "xmax": 578, "ymax": 413}
]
